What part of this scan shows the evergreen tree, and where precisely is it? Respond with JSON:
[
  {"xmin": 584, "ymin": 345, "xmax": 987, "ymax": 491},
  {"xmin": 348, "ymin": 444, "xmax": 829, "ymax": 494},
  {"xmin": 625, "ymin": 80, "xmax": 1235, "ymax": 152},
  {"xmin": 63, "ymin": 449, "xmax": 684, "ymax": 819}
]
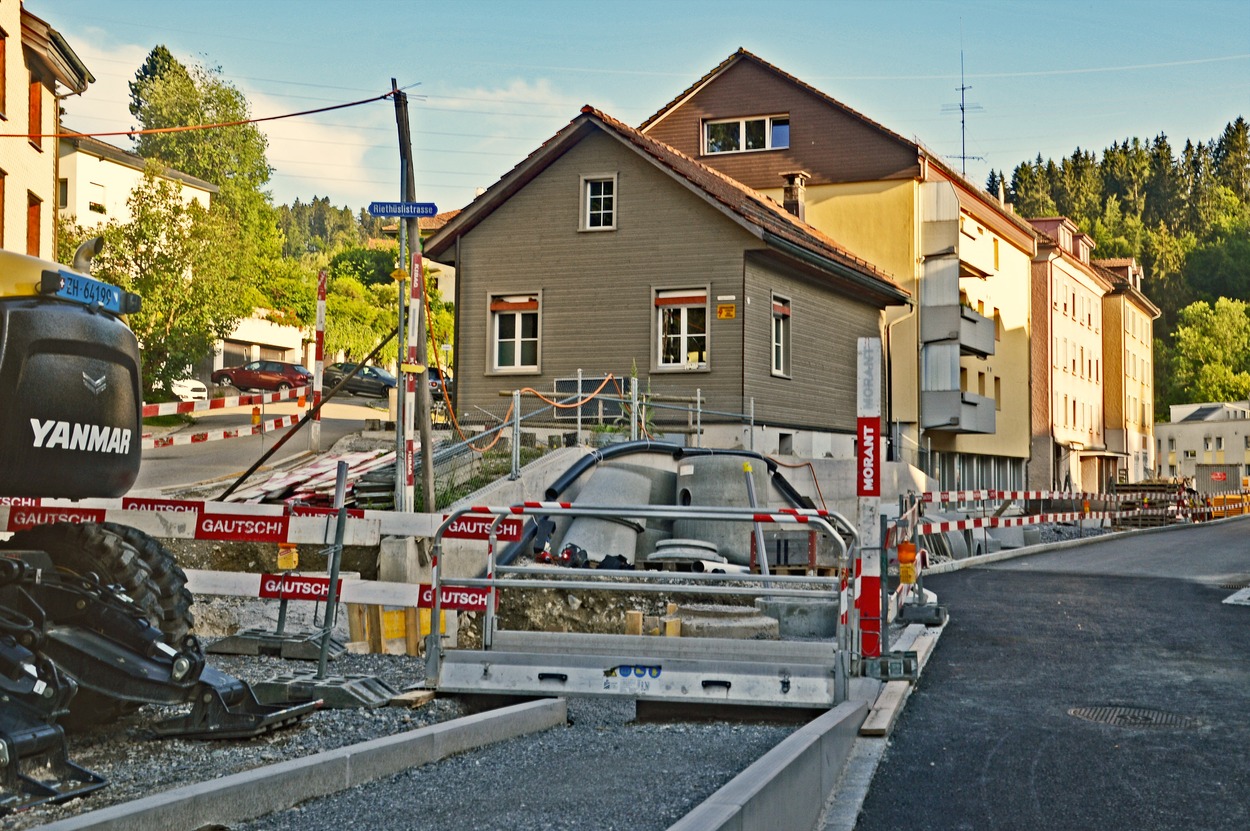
[
  {"xmin": 1213, "ymin": 116, "xmax": 1250, "ymax": 205},
  {"xmin": 1009, "ymin": 156, "xmax": 1057, "ymax": 216},
  {"xmin": 1054, "ymin": 148, "xmax": 1102, "ymax": 229},
  {"xmin": 1143, "ymin": 134, "xmax": 1184, "ymax": 231}
]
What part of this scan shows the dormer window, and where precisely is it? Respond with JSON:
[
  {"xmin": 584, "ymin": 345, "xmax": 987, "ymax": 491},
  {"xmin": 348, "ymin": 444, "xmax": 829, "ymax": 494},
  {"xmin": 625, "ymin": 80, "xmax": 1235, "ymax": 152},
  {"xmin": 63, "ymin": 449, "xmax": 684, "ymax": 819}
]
[{"xmin": 704, "ymin": 115, "xmax": 789, "ymax": 155}]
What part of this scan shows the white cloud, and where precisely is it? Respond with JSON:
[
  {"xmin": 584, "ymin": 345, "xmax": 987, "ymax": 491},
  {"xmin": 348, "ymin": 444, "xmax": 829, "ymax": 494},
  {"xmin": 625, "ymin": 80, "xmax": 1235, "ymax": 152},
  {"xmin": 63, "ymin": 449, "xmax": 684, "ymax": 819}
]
[{"xmin": 56, "ymin": 39, "xmax": 391, "ymax": 209}]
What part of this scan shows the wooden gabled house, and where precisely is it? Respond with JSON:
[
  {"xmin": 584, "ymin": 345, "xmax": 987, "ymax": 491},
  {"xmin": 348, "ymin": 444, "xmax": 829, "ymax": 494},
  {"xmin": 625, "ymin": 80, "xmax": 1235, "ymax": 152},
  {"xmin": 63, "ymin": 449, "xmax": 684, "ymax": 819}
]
[{"xmin": 423, "ymin": 106, "xmax": 908, "ymax": 453}]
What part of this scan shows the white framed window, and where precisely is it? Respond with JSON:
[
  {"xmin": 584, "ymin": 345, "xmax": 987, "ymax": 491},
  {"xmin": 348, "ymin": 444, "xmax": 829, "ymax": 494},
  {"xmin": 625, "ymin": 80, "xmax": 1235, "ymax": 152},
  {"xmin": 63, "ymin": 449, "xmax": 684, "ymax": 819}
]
[
  {"xmin": 655, "ymin": 288, "xmax": 708, "ymax": 369},
  {"xmin": 703, "ymin": 115, "xmax": 789, "ymax": 155},
  {"xmin": 1184, "ymin": 450, "xmax": 1197, "ymax": 459},
  {"xmin": 580, "ymin": 174, "xmax": 616, "ymax": 231},
  {"xmin": 771, "ymin": 295, "xmax": 791, "ymax": 376},
  {"xmin": 490, "ymin": 293, "xmax": 540, "ymax": 372}
]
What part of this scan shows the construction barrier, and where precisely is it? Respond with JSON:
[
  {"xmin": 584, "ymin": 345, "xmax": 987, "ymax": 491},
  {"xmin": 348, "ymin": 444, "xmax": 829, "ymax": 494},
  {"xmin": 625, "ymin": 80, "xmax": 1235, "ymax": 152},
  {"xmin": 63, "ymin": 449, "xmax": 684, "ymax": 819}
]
[
  {"xmin": 142, "ymin": 414, "xmax": 304, "ymax": 450},
  {"xmin": 141, "ymin": 385, "xmax": 308, "ymax": 418}
]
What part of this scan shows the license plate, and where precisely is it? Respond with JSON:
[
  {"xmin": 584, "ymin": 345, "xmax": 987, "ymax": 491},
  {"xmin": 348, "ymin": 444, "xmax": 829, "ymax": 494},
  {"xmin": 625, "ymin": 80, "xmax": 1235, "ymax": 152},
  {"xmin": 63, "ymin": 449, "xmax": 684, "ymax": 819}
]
[{"xmin": 54, "ymin": 270, "xmax": 128, "ymax": 315}]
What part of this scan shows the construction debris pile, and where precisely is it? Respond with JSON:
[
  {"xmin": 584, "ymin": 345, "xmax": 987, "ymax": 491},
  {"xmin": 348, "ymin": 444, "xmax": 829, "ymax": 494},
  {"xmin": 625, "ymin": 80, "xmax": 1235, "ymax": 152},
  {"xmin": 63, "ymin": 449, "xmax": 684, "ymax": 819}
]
[{"xmin": 225, "ymin": 449, "xmax": 397, "ymax": 508}]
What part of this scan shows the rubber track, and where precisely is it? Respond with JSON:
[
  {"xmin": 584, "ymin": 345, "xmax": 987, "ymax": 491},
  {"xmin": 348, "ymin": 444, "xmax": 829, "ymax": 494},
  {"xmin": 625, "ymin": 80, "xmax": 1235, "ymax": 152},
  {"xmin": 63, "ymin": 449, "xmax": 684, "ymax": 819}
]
[
  {"xmin": 103, "ymin": 523, "xmax": 195, "ymax": 645},
  {"xmin": 1, "ymin": 523, "xmax": 166, "ymax": 726}
]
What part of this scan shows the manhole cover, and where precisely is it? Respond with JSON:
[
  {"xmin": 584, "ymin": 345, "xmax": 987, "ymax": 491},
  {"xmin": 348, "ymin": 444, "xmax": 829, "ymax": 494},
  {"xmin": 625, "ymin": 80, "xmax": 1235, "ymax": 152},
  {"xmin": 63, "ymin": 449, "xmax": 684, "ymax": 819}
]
[{"xmin": 1068, "ymin": 706, "xmax": 1199, "ymax": 729}]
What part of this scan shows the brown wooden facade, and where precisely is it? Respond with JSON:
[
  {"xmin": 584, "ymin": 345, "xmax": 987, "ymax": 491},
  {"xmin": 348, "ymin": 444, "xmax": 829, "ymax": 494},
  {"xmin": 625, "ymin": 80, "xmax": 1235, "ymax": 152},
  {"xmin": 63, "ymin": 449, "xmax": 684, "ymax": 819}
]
[{"xmin": 425, "ymin": 111, "xmax": 907, "ymax": 435}]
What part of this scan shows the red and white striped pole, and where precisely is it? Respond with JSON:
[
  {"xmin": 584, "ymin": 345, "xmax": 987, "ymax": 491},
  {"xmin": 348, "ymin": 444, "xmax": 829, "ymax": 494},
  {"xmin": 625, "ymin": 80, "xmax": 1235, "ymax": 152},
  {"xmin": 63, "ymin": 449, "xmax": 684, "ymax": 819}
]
[
  {"xmin": 403, "ymin": 249, "xmax": 421, "ymax": 511},
  {"xmin": 311, "ymin": 270, "xmax": 326, "ymax": 452},
  {"xmin": 855, "ymin": 337, "xmax": 883, "ymax": 659}
]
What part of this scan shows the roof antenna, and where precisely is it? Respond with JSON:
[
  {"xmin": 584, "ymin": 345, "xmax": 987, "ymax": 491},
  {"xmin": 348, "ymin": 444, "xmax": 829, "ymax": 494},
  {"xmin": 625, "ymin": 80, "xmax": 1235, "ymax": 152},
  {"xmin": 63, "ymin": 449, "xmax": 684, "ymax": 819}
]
[{"xmin": 942, "ymin": 22, "xmax": 984, "ymax": 177}]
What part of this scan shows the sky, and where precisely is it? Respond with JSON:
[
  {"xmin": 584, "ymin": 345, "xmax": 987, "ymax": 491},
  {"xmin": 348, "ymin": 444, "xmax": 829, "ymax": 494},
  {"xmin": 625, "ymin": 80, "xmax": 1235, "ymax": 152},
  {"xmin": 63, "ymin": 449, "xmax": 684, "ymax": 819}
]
[{"xmin": 32, "ymin": 0, "xmax": 1250, "ymax": 217}]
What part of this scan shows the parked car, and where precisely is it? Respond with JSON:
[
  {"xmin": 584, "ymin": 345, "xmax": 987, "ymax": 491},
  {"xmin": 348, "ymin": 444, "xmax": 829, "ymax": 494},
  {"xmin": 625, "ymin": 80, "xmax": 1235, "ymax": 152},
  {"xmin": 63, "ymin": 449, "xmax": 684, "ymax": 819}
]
[
  {"xmin": 170, "ymin": 377, "xmax": 208, "ymax": 401},
  {"xmin": 323, "ymin": 362, "xmax": 397, "ymax": 397},
  {"xmin": 211, "ymin": 360, "xmax": 311, "ymax": 391},
  {"xmin": 427, "ymin": 367, "xmax": 454, "ymax": 403}
]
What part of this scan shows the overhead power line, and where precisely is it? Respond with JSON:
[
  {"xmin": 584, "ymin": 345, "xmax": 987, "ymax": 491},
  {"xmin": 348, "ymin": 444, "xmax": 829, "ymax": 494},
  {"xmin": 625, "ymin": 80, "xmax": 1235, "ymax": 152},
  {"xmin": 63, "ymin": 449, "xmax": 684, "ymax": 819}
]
[{"xmin": 0, "ymin": 89, "xmax": 397, "ymax": 140}]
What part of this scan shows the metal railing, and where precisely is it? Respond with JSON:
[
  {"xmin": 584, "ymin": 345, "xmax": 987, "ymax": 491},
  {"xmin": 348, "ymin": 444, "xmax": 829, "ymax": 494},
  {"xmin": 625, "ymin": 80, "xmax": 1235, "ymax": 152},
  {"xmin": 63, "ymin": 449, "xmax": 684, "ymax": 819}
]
[{"xmin": 425, "ymin": 502, "xmax": 859, "ymax": 701}]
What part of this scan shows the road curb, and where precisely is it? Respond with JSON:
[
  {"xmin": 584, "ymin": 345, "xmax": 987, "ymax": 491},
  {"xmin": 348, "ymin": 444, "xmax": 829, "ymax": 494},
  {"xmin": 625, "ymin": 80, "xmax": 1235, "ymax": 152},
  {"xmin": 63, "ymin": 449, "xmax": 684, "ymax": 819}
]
[
  {"xmin": 666, "ymin": 700, "xmax": 869, "ymax": 831},
  {"xmin": 34, "ymin": 698, "xmax": 567, "ymax": 831}
]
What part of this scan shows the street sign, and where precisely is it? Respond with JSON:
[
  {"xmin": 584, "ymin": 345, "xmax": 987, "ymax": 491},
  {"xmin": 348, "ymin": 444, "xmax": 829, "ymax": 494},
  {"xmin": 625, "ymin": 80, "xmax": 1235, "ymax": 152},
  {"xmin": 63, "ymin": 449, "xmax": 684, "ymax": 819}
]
[{"xmin": 368, "ymin": 201, "xmax": 438, "ymax": 218}]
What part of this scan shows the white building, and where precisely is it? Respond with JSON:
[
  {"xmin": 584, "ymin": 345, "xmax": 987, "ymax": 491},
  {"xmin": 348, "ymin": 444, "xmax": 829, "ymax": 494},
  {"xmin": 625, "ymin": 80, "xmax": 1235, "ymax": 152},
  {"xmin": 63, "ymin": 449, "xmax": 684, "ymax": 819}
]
[
  {"xmin": 1155, "ymin": 401, "xmax": 1250, "ymax": 484},
  {"xmin": 57, "ymin": 132, "xmax": 311, "ymax": 378}
]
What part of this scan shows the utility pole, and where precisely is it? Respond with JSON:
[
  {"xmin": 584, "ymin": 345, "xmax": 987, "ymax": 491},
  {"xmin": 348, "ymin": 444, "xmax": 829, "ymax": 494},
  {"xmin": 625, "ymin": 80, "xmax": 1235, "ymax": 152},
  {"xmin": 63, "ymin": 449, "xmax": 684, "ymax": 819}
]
[{"xmin": 391, "ymin": 79, "xmax": 436, "ymax": 512}]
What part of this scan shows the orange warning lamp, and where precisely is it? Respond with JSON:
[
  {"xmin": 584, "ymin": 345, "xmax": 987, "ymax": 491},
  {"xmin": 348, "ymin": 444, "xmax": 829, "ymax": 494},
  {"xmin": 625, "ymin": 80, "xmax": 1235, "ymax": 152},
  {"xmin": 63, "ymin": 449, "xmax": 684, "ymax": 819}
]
[
  {"xmin": 251, "ymin": 406, "xmax": 261, "ymax": 426},
  {"xmin": 897, "ymin": 540, "xmax": 917, "ymax": 584}
]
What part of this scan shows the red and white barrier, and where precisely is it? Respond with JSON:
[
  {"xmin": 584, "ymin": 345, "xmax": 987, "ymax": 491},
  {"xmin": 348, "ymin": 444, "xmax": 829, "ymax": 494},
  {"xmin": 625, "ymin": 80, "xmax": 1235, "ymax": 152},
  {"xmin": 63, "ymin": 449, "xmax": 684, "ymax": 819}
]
[
  {"xmin": 142, "ymin": 415, "xmax": 303, "ymax": 449},
  {"xmin": 186, "ymin": 569, "xmax": 490, "ymax": 611},
  {"xmin": 142, "ymin": 386, "xmax": 309, "ymax": 418}
]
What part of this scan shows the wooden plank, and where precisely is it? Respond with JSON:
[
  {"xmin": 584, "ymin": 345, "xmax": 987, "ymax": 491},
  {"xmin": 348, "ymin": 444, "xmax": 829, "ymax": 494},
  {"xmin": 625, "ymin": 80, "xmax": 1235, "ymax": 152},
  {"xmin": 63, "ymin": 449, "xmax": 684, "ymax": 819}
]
[
  {"xmin": 860, "ymin": 680, "xmax": 909, "ymax": 737},
  {"xmin": 366, "ymin": 605, "xmax": 384, "ymax": 654},
  {"xmin": 346, "ymin": 603, "xmax": 367, "ymax": 643},
  {"xmin": 404, "ymin": 608, "xmax": 421, "ymax": 656},
  {"xmin": 913, "ymin": 632, "xmax": 940, "ymax": 670},
  {"xmin": 389, "ymin": 689, "xmax": 436, "ymax": 708}
]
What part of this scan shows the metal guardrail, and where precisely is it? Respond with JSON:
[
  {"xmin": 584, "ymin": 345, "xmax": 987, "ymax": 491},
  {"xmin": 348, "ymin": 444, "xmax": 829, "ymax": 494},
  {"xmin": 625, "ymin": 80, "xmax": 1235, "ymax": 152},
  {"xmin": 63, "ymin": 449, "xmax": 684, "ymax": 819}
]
[{"xmin": 425, "ymin": 502, "xmax": 859, "ymax": 705}]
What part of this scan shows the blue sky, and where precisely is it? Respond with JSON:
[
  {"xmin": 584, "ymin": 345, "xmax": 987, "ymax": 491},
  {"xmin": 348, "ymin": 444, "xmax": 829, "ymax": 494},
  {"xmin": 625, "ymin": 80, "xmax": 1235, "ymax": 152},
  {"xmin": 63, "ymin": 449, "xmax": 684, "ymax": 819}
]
[{"xmin": 33, "ymin": 0, "xmax": 1250, "ymax": 215}]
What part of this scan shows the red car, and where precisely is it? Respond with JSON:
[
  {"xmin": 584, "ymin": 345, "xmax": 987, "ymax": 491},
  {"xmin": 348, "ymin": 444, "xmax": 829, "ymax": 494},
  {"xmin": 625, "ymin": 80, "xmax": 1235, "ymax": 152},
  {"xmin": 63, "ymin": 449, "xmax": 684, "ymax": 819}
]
[{"xmin": 211, "ymin": 360, "xmax": 311, "ymax": 392}]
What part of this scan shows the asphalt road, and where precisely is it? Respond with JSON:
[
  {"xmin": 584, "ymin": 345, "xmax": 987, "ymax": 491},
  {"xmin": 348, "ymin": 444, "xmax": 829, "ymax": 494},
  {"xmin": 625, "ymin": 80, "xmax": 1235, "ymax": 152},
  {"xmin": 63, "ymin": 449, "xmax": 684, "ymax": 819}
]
[
  {"xmin": 134, "ymin": 396, "xmax": 390, "ymax": 493},
  {"xmin": 856, "ymin": 520, "xmax": 1250, "ymax": 831}
]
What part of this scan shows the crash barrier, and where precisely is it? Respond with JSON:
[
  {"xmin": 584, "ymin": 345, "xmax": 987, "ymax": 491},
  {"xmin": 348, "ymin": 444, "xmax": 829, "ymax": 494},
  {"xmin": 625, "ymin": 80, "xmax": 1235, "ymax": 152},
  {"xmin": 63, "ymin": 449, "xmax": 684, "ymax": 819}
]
[{"xmin": 423, "ymin": 502, "xmax": 863, "ymax": 706}]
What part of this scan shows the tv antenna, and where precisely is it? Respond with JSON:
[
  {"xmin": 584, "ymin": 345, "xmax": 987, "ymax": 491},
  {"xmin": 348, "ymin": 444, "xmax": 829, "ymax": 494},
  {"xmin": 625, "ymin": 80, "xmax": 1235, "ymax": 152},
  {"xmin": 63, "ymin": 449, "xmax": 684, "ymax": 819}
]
[{"xmin": 942, "ymin": 47, "xmax": 984, "ymax": 176}]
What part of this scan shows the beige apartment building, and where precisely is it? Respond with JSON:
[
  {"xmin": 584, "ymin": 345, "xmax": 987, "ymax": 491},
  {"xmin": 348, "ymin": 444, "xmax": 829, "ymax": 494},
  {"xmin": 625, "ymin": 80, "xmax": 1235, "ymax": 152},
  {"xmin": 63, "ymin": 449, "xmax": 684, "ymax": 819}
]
[
  {"xmin": 1096, "ymin": 258, "xmax": 1159, "ymax": 483},
  {"xmin": 1028, "ymin": 217, "xmax": 1116, "ymax": 491},
  {"xmin": 0, "ymin": 4, "xmax": 91, "ymax": 259}
]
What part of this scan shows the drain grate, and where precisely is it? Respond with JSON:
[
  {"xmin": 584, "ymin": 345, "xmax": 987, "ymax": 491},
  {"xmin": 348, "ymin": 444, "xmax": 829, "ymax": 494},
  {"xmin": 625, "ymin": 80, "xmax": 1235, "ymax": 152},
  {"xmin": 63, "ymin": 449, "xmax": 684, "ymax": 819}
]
[
  {"xmin": 1219, "ymin": 580, "xmax": 1250, "ymax": 590},
  {"xmin": 1069, "ymin": 706, "xmax": 1199, "ymax": 729}
]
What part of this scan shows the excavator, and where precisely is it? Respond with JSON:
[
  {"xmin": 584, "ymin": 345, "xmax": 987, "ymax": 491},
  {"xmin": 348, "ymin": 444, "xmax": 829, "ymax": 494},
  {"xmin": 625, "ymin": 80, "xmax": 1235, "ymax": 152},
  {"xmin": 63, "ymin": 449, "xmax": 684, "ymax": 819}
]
[{"xmin": 0, "ymin": 243, "xmax": 316, "ymax": 816}]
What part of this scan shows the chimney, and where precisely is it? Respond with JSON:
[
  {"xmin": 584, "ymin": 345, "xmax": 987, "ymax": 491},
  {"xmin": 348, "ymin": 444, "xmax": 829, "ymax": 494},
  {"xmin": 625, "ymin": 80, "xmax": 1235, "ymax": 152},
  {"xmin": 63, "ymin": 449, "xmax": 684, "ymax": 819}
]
[{"xmin": 781, "ymin": 170, "xmax": 810, "ymax": 221}]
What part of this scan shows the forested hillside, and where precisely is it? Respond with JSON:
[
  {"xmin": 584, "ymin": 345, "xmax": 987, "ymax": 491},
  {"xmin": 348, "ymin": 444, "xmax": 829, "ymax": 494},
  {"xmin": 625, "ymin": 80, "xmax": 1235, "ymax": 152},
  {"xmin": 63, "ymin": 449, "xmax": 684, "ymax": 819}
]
[{"xmin": 989, "ymin": 117, "xmax": 1250, "ymax": 417}]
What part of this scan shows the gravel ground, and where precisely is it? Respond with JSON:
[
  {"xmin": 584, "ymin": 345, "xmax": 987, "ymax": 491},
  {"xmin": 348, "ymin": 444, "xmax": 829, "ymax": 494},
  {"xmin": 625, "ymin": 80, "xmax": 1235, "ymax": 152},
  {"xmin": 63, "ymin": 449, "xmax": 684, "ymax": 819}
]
[
  {"xmin": 236, "ymin": 697, "xmax": 795, "ymax": 831},
  {"xmin": 7, "ymin": 652, "xmax": 456, "ymax": 830},
  {"xmin": 9, "ymin": 649, "xmax": 796, "ymax": 831}
]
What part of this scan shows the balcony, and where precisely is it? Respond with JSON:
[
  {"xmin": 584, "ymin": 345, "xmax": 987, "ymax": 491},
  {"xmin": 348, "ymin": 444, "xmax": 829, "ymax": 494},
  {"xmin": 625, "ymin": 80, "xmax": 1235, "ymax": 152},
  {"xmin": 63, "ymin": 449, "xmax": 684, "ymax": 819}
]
[
  {"xmin": 921, "ymin": 390, "xmax": 996, "ymax": 433},
  {"xmin": 921, "ymin": 304, "xmax": 995, "ymax": 357}
]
